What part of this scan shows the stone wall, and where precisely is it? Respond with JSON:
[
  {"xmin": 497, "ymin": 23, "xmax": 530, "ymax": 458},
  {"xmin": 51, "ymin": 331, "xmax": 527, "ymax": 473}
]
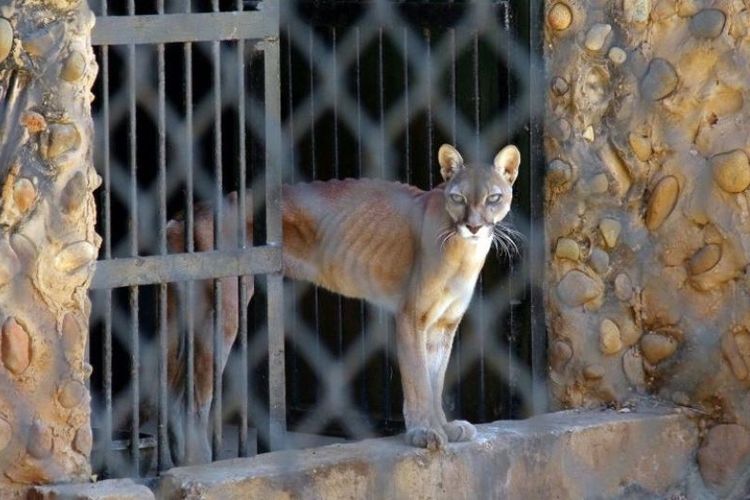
[
  {"xmin": 0, "ymin": 0, "xmax": 99, "ymax": 494},
  {"xmin": 544, "ymin": 0, "xmax": 750, "ymax": 493}
]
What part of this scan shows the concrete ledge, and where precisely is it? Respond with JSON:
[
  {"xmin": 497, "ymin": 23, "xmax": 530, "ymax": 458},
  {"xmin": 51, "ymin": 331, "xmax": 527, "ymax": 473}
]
[
  {"xmin": 28, "ymin": 479, "xmax": 155, "ymax": 500},
  {"xmin": 158, "ymin": 409, "xmax": 701, "ymax": 499}
]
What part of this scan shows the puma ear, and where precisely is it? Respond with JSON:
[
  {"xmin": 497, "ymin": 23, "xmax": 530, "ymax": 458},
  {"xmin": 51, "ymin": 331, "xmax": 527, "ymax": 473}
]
[
  {"xmin": 494, "ymin": 145, "xmax": 521, "ymax": 185},
  {"xmin": 438, "ymin": 144, "xmax": 464, "ymax": 181}
]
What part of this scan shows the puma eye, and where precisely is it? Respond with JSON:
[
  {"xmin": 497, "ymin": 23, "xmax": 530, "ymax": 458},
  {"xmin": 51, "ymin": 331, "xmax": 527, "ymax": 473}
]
[
  {"xmin": 450, "ymin": 193, "xmax": 465, "ymax": 204},
  {"xmin": 486, "ymin": 193, "xmax": 503, "ymax": 204}
]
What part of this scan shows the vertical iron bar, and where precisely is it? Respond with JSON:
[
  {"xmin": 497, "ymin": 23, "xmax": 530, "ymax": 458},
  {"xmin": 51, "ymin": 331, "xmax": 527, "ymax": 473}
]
[
  {"xmin": 183, "ymin": 0, "xmax": 197, "ymax": 462},
  {"xmin": 127, "ymin": 0, "xmax": 140, "ymax": 476},
  {"xmin": 403, "ymin": 27, "xmax": 410, "ymax": 185},
  {"xmin": 425, "ymin": 30, "xmax": 433, "ymax": 188},
  {"xmin": 308, "ymin": 25, "xmax": 321, "ymax": 400},
  {"xmin": 264, "ymin": 1, "xmax": 286, "ymax": 449},
  {"xmin": 237, "ymin": 0, "xmax": 249, "ymax": 459},
  {"xmin": 528, "ymin": 0, "xmax": 548, "ymax": 415},
  {"xmin": 211, "ymin": 0, "xmax": 224, "ymax": 460},
  {"xmin": 332, "ymin": 27, "xmax": 344, "ymax": 359},
  {"xmin": 355, "ymin": 27, "xmax": 367, "ymax": 415},
  {"xmin": 473, "ymin": 31, "xmax": 486, "ymax": 420},
  {"xmin": 285, "ymin": 22, "xmax": 300, "ymax": 417},
  {"xmin": 503, "ymin": 1, "xmax": 517, "ymax": 419},
  {"xmin": 449, "ymin": 25, "xmax": 461, "ymax": 416},
  {"xmin": 156, "ymin": 0, "xmax": 169, "ymax": 471},
  {"xmin": 100, "ymin": 0, "xmax": 112, "ymax": 475},
  {"xmin": 376, "ymin": 26, "xmax": 391, "ymax": 427}
]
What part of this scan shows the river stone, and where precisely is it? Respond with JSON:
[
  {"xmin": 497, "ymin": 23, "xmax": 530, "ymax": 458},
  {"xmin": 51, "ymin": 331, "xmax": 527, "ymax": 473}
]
[
  {"xmin": 711, "ymin": 150, "xmax": 750, "ymax": 193},
  {"xmin": 599, "ymin": 218, "xmax": 621, "ymax": 248},
  {"xmin": 585, "ymin": 24, "xmax": 611, "ymax": 51},
  {"xmin": 0, "ymin": 18, "xmax": 12, "ymax": 64},
  {"xmin": 624, "ymin": 0, "xmax": 650, "ymax": 23},
  {"xmin": 645, "ymin": 176, "xmax": 679, "ymax": 230},
  {"xmin": 548, "ymin": 3, "xmax": 573, "ymax": 31},
  {"xmin": 600, "ymin": 319, "xmax": 623, "ymax": 354},
  {"xmin": 628, "ymin": 133, "xmax": 652, "ymax": 161},
  {"xmin": 690, "ymin": 9, "xmax": 726, "ymax": 39},
  {"xmin": 555, "ymin": 238, "xmax": 580, "ymax": 261},
  {"xmin": 558, "ymin": 270, "xmax": 603, "ymax": 307},
  {"xmin": 608, "ymin": 47, "xmax": 627, "ymax": 65},
  {"xmin": 551, "ymin": 76, "xmax": 569, "ymax": 96},
  {"xmin": 640, "ymin": 332, "xmax": 678, "ymax": 364},
  {"xmin": 589, "ymin": 248, "xmax": 609, "ymax": 274},
  {"xmin": 641, "ymin": 58, "xmax": 679, "ymax": 101},
  {"xmin": 688, "ymin": 244, "xmax": 721, "ymax": 275}
]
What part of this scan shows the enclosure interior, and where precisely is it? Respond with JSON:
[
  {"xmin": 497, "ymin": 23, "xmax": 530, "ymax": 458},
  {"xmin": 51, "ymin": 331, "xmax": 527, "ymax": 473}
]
[{"xmin": 87, "ymin": 0, "xmax": 541, "ymax": 478}]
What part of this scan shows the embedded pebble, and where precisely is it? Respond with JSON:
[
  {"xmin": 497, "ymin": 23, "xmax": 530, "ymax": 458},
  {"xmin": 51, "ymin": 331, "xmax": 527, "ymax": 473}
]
[
  {"xmin": 550, "ymin": 340, "xmax": 573, "ymax": 372},
  {"xmin": 20, "ymin": 111, "xmax": 47, "ymax": 134},
  {"xmin": 13, "ymin": 178, "xmax": 35, "ymax": 214},
  {"xmin": 548, "ymin": 159, "xmax": 573, "ymax": 188},
  {"xmin": 584, "ymin": 23, "xmax": 611, "ymax": 51},
  {"xmin": 721, "ymin": 333, "xmax": 748, "ymax": 380},
  {"xmin": 551, "ymin": 76, "xmax": 570, "ymax": 96},
  {"xmin": 0, "ymin": 239, "xmax": 19, "ymax": 287},
  {"xmin": 599, "ymin": 218, "xmax": 621, "ymax": 248},
  {"xmin": 677, "ymin": 0, "xmax": 702, "ymax": 17},
  {"xmin": 44, "ymin": 123, "xmax": 81, "ymax": 159},
  {"xmin": 58, "ymin": 380, "xmax": 86, "ymax": 408},
  {"xmin": 0, "ymin": 418, "xmax": 10, "ymax": 451},
  {"xmin": 622, "ymin": 347, "xmax": 646, "ymax": 387},
  {"xmin": 672, "ymin": 391, "xmax": 690, "ymax": 405},
  {"xmin": 548, "ymin": 3, "xmax": 573, "ymax": 31},
  {"xmin": 641, "ymin": 58, "xmax": 679, "ymax": 101},
  {"xmin": 27, "ymin": 420, "xmax": 52, "ymax": 459},
  {"xmin": 711, "ymin": 150, "xmax": 750, "ymax": 193},
  {"xmin": 624, "ymin": 0, "xmax": 651, "ymax": 23},
  {"xmin": 61, "ymin": 51, "xmax": 86, "ymax": 82},
  {"xmin": 583, "ymin": 126, "xmax": 595, "ymax": 142},
  {"xmin": 73, "ymin": 426, "xmax": 92, "ymax": 455},
  {"xmin": 614, "ymin": 273, "xmax": 633, "ymax": 301},
  {"xmin": 583, "ymin": 364, "xmax": 605, "ymax": 380},
  {"xmin": 688, "ymin": 243, "xmax": 721, "ymax": 275},
  {"xmin": 645, "ymin": 175, "xmax": 679, "ymax": 230},
  {"xmin": 690, "ymin": 9, "xmax": 726, "ymax": 39},
  {"xmin": 61, "ymin": 171, "xmax": 87, "ymax": 214},
  {"xmin": 0, "ymin": 18, "xmax": 12, "ymax": 64},
  {"xmin": 54, "ymin": 241, "xmax": 96, "ymax": 273},
  {"xmin": 608, "ymin": 47, "xmax": 627, "ymax": 65},
  {"xmin": 557, "ymin": 270, "xmax": 603, "ymax": 307},
  {"xmin": 10, "ymin": 233, "xmax": 37, "ymax": 266},
  {"xmin": 555, "ymin": 238, "xmax": 580, "ymax": 261},
  {"xmin": 589, "ymin": 173, "xmax": 609, "ymax": 194},
  {"xmin": 22, "ymin": 27, "xmax": 56, "ymax": 58},
  {"xmin": 552, "ymin": 118, "xmax": 572, "ymax": 141},
  {"xmin": 640, "ymin": 332, "xmax": 678, "ymax": 364},
  {"xmin": 2, "ymin": 317, "xmax": 30, "ymax": 375},
  {"xmin": 589, "ymin": 248, "xmax": 609, "ymax": 274},
  {"xmin": 628, "ymin": 133, "xmax": 652, "ymax": 161},
  {"xmin": 600, "ymin": 319, "xmax": 623, "ymax": 354}
]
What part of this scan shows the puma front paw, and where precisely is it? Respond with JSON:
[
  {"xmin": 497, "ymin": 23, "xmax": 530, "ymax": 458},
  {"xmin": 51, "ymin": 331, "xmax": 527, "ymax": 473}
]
[
  {"xmin": 404, "ymin": 426, "xmax": 448, "ymax": 450},
  {"xmin": 443, "ymin": 420, "xmax": 477, "ymax": 442}
]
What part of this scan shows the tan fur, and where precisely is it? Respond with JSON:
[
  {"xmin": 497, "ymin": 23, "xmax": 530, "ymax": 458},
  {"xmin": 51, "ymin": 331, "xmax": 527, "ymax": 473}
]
[{"xmin": 166, "ymin": 144, "xmax": 520, "ymax": 462}]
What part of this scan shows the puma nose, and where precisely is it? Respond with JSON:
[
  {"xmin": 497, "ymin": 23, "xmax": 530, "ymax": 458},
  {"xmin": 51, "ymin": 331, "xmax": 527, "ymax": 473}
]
[{"xmin": 466, "ymin": 224, "xmax": 482, "ymax": 235}]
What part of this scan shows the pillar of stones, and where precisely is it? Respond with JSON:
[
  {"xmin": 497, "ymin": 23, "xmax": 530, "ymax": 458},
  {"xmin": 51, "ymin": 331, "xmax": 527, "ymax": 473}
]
[
  {"xmin": 0, "ymin": 0, "xmax": 98, "ymax": 492},
  {"xmin": 545, "ymin": 0, "xmax": 750, "ymax": 493}
]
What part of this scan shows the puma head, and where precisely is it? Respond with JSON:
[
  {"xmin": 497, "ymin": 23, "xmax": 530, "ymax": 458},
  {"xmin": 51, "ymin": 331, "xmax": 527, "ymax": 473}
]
[{"xmin": 438, "ymin": 144, "xmax": 520, "ymax": 240}]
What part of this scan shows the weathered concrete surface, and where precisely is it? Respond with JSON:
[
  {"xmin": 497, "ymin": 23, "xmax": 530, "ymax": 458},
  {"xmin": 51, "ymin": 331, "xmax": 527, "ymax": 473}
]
[
  {"xmin": 158, "ymin": 409, "xmax": 702, "ymax": 499},
  {"xmin": 0, "ymin": 0, "xmax": 99, "ymax": 495},
  {"xmin": 28, "ymin": 479, "xmax": 155, "ymax": 500},
  {"xmin": 544, "ymin": 0, "xmax": 750, "ymax": 494}
]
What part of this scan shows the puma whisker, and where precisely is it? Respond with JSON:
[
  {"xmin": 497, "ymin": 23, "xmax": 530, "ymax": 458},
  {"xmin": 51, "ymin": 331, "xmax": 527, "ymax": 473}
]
[{"xmin": 166, "ymin": 143, "xmax": 521, "ymax": 462}]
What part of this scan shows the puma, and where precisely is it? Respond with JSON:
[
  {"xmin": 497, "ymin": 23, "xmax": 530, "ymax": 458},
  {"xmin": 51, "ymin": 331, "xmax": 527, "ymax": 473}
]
[{"xmin": 166, "ymin": 144, "xmax": 521, "ymax": 463}]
